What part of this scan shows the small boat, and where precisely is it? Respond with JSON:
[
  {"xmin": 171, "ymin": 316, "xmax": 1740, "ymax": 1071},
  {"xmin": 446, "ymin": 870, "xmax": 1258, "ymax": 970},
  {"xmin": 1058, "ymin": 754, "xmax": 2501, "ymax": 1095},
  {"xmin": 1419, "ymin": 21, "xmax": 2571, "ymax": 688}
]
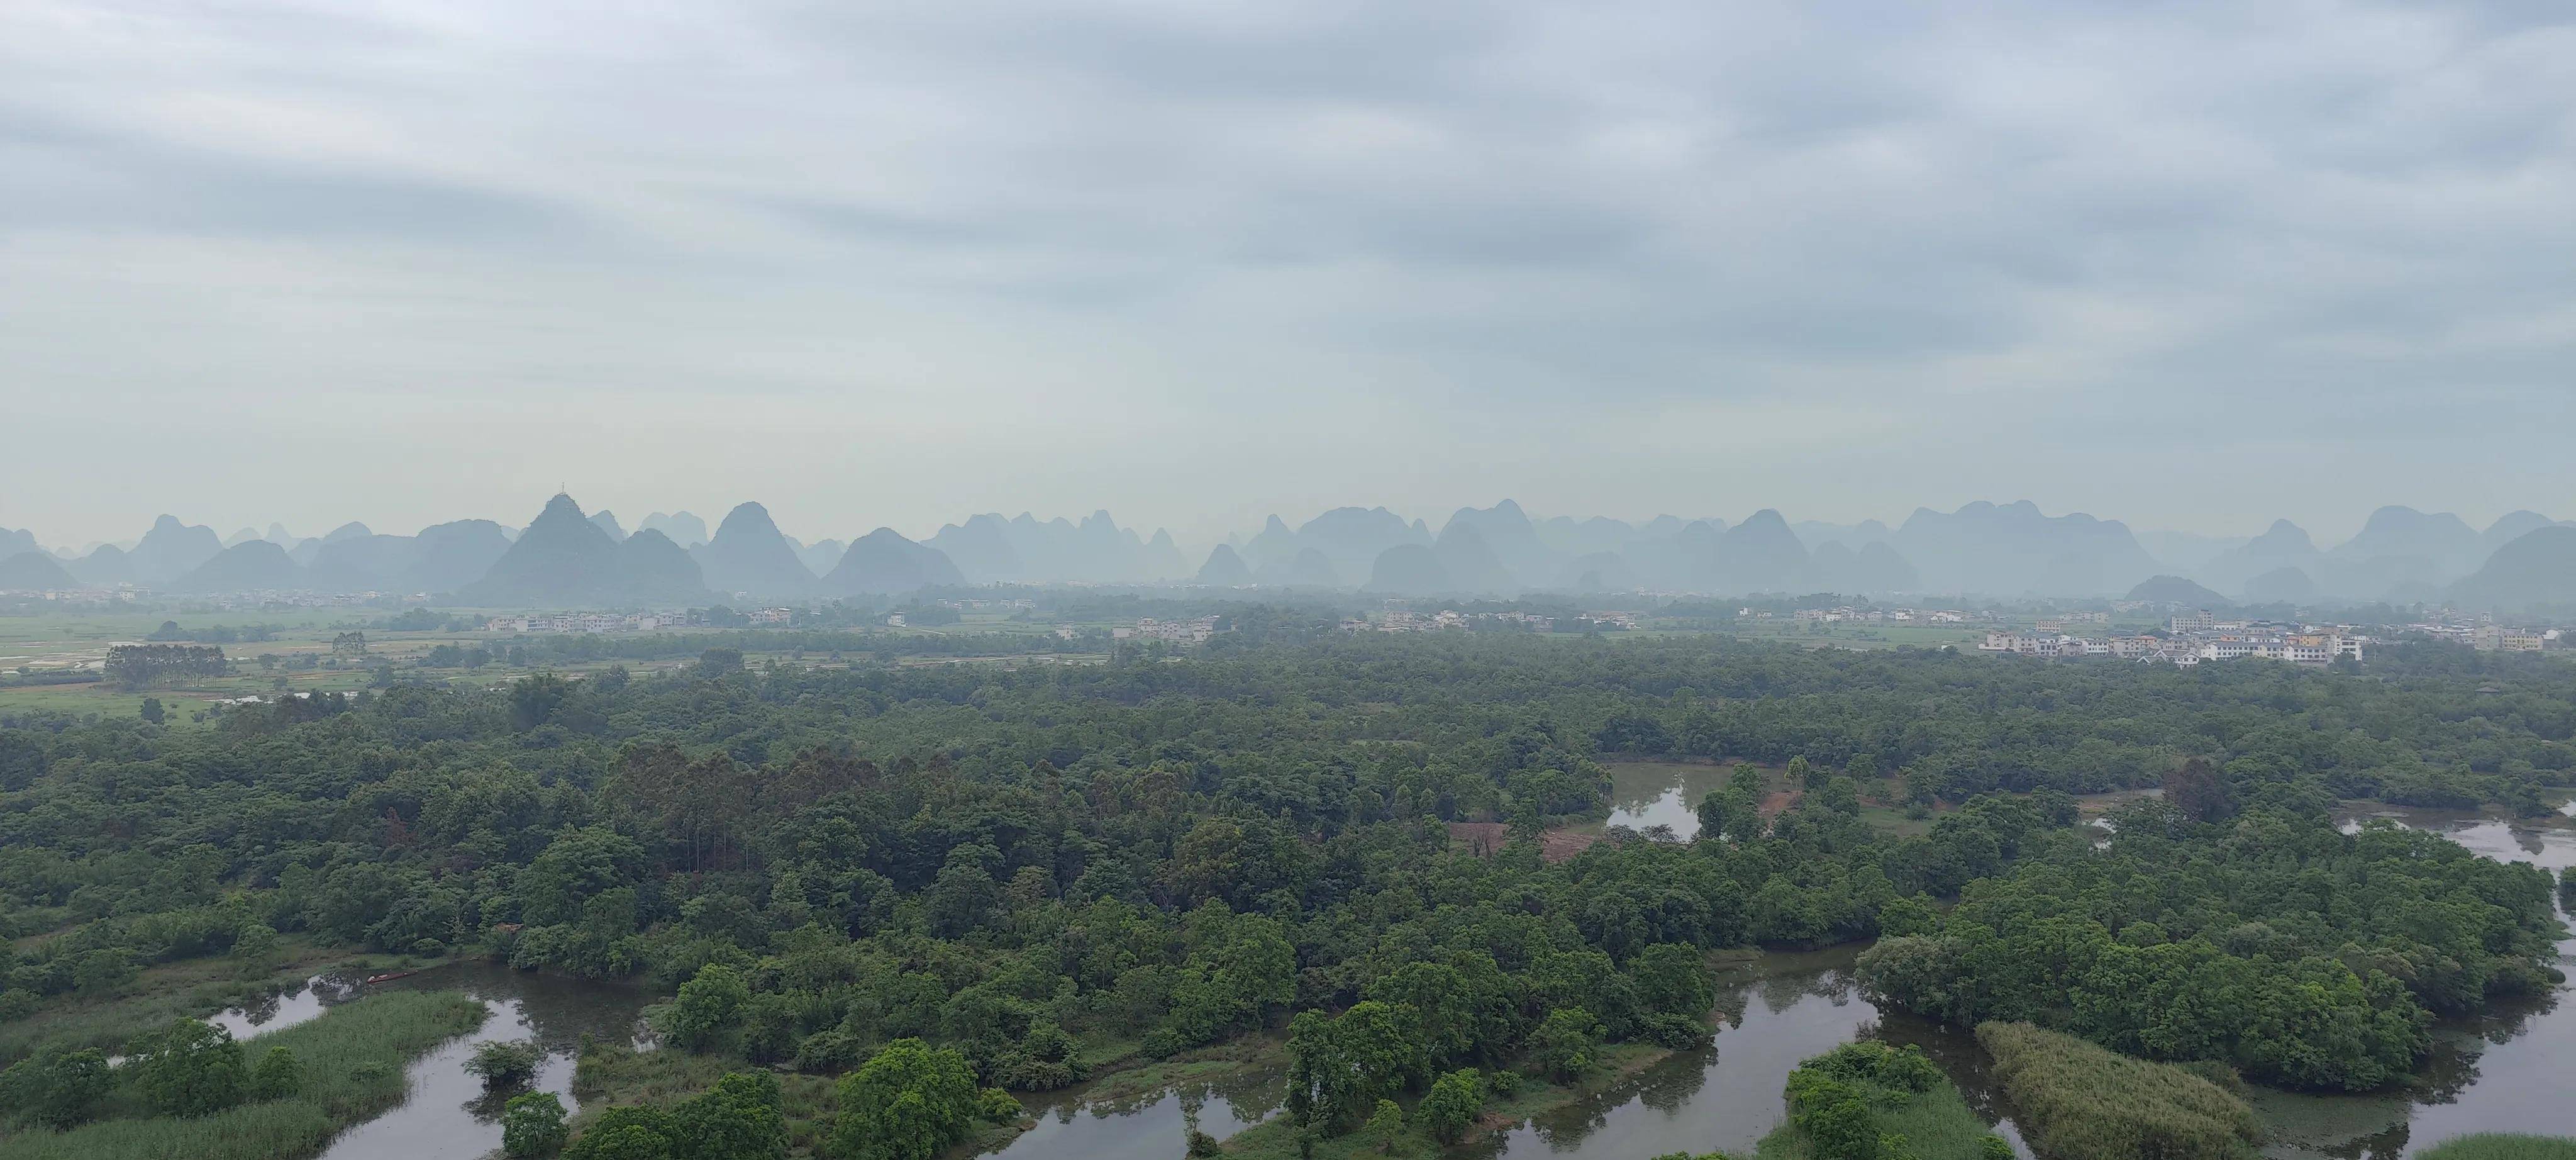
[{"xmin": 362, "ymin": 970, "xmax": 418, "ymax": 985}]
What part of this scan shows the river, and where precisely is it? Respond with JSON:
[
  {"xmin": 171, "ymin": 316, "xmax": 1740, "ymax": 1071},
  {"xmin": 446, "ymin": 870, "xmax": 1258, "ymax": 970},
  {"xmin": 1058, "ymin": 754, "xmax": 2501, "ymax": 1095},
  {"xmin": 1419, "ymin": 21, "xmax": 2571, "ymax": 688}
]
[
  {"xmin": 254, "ymin": 778, "xmax": 2567, "ymax": 1160},
  {"xmin": 194, "ymin": 962, "xmax": 653, "ymax": 1160}
]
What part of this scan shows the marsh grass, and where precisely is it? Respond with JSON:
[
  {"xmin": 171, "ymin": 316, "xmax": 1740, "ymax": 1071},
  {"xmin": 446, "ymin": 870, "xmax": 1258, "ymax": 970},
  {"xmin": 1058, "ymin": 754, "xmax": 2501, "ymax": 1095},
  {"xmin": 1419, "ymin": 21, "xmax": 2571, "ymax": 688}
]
[
  {"xmin": 2, "ymin": 990, "xmax": 486, "ymax": 1160},
  {"xmin": 2416, "ymin": 1135, "xmax": 2576, "ymax": 1160},
  {"xmin": 1977, "ymin": 1021, "xmax": 2261, "ymax": 1160}
]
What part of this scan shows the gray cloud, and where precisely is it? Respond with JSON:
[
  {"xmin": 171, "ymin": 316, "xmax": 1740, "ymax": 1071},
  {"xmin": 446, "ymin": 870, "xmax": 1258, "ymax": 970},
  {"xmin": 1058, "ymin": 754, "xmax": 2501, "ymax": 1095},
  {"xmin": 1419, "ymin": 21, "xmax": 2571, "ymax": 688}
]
[{"xmin": 0, "ymin": 0, "xmax": 2569, "ymax": 549}]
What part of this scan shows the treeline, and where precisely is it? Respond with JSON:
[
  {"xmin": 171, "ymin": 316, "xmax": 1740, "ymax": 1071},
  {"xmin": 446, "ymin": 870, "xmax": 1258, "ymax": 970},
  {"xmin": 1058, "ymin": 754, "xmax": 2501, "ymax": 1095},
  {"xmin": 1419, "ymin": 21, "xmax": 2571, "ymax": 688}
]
[{"xmin": 0, "ymin": 633, "xmax": 2569, "ymax": 1149}]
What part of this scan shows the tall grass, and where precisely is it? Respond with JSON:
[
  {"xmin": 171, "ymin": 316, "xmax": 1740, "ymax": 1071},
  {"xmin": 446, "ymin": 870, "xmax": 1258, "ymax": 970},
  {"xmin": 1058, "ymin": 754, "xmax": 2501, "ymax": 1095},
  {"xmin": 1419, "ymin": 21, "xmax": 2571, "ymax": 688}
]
[
  {"xmin": 2416, "ymin": 1135, "xmax": 2576, "ymax": 1160},
  {"xmin": 1977, "ymin": 1022, "xmax": 2260, "ymax": 1160},
  {"xmin": 1753, "ymin": 1076, "xmax": 1999, "ymax": 1160},
  {"xmin": 3, "ymin": 990, "xmax": 487, "ymax": 1160}
]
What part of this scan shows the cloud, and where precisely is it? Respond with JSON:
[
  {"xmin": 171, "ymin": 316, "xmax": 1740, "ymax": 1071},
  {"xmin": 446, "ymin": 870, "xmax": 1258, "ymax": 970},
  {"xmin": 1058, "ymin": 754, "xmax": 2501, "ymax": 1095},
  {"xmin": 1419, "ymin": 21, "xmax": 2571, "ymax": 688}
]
[{"xmin": 0, "ymin": 0, "xmax": 2568, "ymax": 545}]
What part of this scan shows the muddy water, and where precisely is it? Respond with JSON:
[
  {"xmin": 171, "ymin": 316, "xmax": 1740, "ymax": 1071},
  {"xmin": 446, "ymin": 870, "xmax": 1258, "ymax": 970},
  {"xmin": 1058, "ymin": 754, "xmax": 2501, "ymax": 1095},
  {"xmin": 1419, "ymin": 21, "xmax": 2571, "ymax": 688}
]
[{"xmin": 316, "ymin": 963, "xmax": 653, "ymax": 1160}]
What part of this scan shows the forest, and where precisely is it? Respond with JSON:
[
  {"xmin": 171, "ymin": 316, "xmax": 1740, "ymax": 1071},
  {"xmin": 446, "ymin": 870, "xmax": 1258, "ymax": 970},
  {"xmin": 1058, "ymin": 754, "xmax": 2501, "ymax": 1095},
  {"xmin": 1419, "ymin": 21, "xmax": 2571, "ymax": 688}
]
[{"xmin": 0, "ymin": 632, "xmax": 2569, "ymax": 1158}]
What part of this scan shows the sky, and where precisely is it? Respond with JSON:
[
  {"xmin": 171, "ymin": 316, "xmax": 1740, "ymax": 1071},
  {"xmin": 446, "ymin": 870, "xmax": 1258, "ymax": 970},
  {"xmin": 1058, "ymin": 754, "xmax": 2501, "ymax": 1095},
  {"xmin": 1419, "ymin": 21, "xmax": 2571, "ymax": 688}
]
[{"xmin": 2, "ymin": 0, "xmax": 2571, "ymax": 551}]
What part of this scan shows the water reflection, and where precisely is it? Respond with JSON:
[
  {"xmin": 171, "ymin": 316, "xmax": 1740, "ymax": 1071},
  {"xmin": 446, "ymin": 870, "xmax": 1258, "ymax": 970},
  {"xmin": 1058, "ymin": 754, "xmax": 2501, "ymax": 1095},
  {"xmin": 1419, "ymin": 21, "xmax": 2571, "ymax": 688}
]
[
  {"xmin": 2269, "ymin": 805, "xmax": 2576, "ymax": 1158},
  {"xmin": 318, "ymin": 963, "xmax": 653, "ymax": 1160},
  {"xmin": 1471, "ymin": 948, "xmax": 2030, "ymax": 1160},
  {"xmin": 1604, "ymin": 761, "xmax": 1737, "ymax": 839},
  {"xmin": 978, "ymin": 1065, "xmax": 1285, "ymax": 1160},
  {"xmin": 204, "ymin": 972, "xmax": 365, "ymax": 1040}
]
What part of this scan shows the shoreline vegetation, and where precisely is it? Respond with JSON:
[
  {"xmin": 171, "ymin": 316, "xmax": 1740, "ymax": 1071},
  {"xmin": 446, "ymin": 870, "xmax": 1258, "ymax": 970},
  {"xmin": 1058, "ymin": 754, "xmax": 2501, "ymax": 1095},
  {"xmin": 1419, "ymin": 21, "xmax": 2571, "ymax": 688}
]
[
  {"xmin": 1975, "ymin": 1022, "xmax": 2261, "ymax": 1160},
  {"xmin": 7, "ymin": 635, "xmax": 2576, "ymax": 1159},
  {"xmin": 4, "ymin": 990, "xmax": 486, "ymax": 1160}
]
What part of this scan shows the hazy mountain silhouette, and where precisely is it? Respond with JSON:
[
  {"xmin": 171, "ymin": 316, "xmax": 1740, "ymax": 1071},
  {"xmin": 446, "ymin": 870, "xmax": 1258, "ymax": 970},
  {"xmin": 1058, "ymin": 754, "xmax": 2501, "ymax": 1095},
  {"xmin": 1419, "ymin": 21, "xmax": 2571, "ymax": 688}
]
[
  {"xmin": 2479, "ymin": 511, "xmax": 2565, "ymax": 555},
  {"xmin": 1624, "ymin": 520, "xmax": 1725, "ymax": 590},
  {"xmin": 796, "ymin": 538, "xmax": 846, "ymax": 577},
  {"xmin": 1365, "ymin": 544, "xmax": 1452, "ymax": 594},
  {"xmin": 825, "ymin": 528, "xmax": 963, "ymax": 595},
  {"xmin": 640, "ymin": 511, "xmax": 709, "ymax": 549},
  {"xmin": 128, "ymin": 516, "xmax": 224, "ymax": 585},
  {"xmin": 461, "ymin": 494, "xmax": 708, "ymax": 606},
  {"xmin": 1431, "ymin": 524, "xmax": 1516, "ymax": 594},
  {"xmin": 590, "ymin": 510, "xmax": 629, "ymax": 542},
  {"xmin": 694, "ymin": 502, "xmax": 819, "ymax": 599},
  {"xmin": 616, "ymin": 530, "xmax": 711, "ymax": 603},
  {"xmin": 176, "ymin": 541, "xmax": 304, "ymax": 591},
  {"xmin": 2448, "ymin": 527, "xmax": 2576, "ymax": 610},
  {"xmin": 925, "ymin": 515, "xmax": 1024, "ymax": 584},
  {"xmin": 926, "ymin": 511, "xmax": 1179, "ymax": 583},
  {"xmin": 1717, "ymin": 510, "xmax": 1809, "ymax": 592},
  {"xmin": 1439, "ymin": 500, "xmax": 1559, "ymax": 589},
  {"xmin": 68, "ymin": 545, "xmax": 135, "ymax": 586},
  {"xmin": 2125, "ymin": 575, "xmax": 2229, "ymax": 606},
  {"xmin": 1801, "ymin": 539, "xmax": 1919, "ymax": 594},
  {"xmin": 2202, "ymin": 520, "xmax": 2320, "ymax": 594},
  {"xmin": 2327, "ymin": 506, "xmax": 2484, "ymax": 588},
  {"xmin": 1889, "ymin": 501, "xmax": 2157, "ymax": 596},
  {"xmin": 1196, "ymin": 544, "xmax": 1253, "ymax": 586},
  {"xmin": 1535, "ymin": 516, "xmax": 1640, "ymax": 559},
  {"xmin": 1560, "ymin": 550, "xmax": 1640, "ymax": 593},
  {"xmin": 0, "ymin": 551, "xmax": 76, "ymax": 590},
  {"xmin": 2243, "ymin": 566, "xmax": 2317, "ymax": 604},
  {"xmin": 1261, "ymin": 547, "xmax": 1341, "ymax": 588}
]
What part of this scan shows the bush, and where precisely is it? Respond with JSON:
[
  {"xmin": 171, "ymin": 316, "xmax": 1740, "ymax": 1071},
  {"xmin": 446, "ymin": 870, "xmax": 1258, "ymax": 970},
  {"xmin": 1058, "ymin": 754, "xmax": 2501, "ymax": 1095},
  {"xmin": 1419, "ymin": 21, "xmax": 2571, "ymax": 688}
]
[
  {"xmin": 130, "ymin": 1019, "xmax": 248, "ymax": 1117},
  {"xmin": 1419, "ymin": 1069, "xmax": 1484, "ymax": 1144},
  {"xmin": 1977, "ymin": 1022, "xmax": 2260, "ymax": 1160},
  {"xmin": 467, "ymin": 1040, "xmax": 547, "ymax": 1090},
  {"xmin": 248, "ymin": 1046, "xmax": 304, "ymax": 1100},
  {"xmin": 502, "ymin": 1091, "xmax": 570, "ymax": 1157},
  {"xmin": 2416, "ymin": 1135, "xmax": 2576, "ymax": 1160},
  {"xmin": 0, "ymin": 1047, "xmax": 113, "ymax": 1129}
]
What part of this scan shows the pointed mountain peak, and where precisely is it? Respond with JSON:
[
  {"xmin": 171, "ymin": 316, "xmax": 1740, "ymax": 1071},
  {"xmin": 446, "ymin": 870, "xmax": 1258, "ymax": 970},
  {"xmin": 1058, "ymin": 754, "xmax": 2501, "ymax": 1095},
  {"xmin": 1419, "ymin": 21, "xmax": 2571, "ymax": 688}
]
[
  {"xmin": 540, "ymin": 493, "xmax": 587, "ymax": 520},
  {"xmin": 1263, "ymin": 514, "xmax": 1292, "ymax": 534},
  {"xmin": 715, "ymin": 501, "xmax": 782, "ymax": 537}
]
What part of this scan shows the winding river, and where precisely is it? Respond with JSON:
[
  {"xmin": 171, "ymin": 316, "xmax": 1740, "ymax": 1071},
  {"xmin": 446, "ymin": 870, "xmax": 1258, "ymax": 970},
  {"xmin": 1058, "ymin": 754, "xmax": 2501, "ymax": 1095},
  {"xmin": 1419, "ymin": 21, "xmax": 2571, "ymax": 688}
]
[{"xmin": 238, "ymin": 771, "xmax": 2568, "ymax": 1159}]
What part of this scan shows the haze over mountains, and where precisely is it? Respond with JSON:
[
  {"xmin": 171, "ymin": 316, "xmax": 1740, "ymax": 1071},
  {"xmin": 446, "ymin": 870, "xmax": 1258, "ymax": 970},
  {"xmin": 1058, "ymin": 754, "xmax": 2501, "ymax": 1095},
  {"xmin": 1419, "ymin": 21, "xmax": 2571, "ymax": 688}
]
[{"xmin": 6, "ymin": 496, "xmax": 2575, "ymax": 610}]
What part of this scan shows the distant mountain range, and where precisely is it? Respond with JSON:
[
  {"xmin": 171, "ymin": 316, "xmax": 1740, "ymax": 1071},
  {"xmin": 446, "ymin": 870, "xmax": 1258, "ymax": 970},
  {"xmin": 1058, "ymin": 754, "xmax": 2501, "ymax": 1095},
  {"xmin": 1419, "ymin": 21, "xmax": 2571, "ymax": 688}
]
[{"xmin": 6, "ymin": 498, "xmax": 2575, "ymax": 610}]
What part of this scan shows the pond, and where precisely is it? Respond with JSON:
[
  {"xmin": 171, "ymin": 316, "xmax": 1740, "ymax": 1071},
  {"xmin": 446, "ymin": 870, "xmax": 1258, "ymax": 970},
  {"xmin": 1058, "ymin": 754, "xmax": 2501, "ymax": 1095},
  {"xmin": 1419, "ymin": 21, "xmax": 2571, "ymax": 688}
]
[
  {"xmin": 975, "ymin": 1064, "xmax": 1285, "ymax": 1160},
  {"xmin": 317, "ymin": 963, "xmax": 653, "ymax": 1160},
  {"xmin": 1604, "ymin": 761, "xmax": 1736, "ymax": 838}
]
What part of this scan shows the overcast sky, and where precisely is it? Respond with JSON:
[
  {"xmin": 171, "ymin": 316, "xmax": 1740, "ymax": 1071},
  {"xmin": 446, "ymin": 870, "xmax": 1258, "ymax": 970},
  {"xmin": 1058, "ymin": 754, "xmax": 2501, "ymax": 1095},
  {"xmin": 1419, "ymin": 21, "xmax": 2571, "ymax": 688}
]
[{"xmin": 3, "ymin": 0, "xmax": 2570, "ymax": 549}]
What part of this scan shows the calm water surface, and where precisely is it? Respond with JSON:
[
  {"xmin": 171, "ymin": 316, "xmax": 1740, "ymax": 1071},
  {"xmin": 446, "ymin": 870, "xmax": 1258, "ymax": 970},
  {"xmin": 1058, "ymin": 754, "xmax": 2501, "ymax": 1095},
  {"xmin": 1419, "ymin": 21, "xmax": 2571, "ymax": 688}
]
[
  {"xmin": 284, "ymin": 794, "xmax": 2569, "ymax": 1160},
  {"xmin": 317, "ymin": 963, "xmax": 652, "ymax": 1160},
  {"xmin": 2258, "ymin": 805, "xmax": 2576, "ymax": 1158}
]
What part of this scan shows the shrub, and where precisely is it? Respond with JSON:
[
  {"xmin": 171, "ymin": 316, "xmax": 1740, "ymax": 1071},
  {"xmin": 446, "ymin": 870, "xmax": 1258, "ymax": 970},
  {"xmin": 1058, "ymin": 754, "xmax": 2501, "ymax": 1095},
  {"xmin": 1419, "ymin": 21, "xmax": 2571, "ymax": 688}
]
[
  {"xmin": 130, "ymin": 1019, "xmax": 249, "ymax": 1117},
  {"xmin": 467, "ymin": 1040, "xmax": 547, "ymax": 1090},
  {"xmin": 1977, "ymin": 1022, "xmax": 2260, "ymax": 1160},
  {"xmin": 248, "ymin": 1046, "xmax": 305, "ymax": 1100},
  {"xmin": 1419, "ymin": 1068, "xmax": 1484, "ymax": 1144},
  {"xmin": 502, "ymin": 1091, "xmax": 570, "ymax": 1157}
]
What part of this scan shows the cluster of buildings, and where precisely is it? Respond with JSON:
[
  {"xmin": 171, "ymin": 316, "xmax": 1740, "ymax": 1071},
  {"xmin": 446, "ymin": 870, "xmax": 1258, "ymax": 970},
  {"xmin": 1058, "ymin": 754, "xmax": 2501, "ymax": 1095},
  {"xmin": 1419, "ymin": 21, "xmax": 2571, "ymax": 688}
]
[
  {"xmin": 933, "ymin": 598, "xmax": 1036, "ymax": 612},
  {"xmin": 483, "ymin": 611, "xmax": 692, "ymax": 634},
  {"xmin": 1340, "ymin": 609, "xmax": 1638, "ymax": 633},
  {"xmin": 1780, "ymin": 606, "xmax": 1976, "ymax": 625},
  {"xmin": 1113, "ymin": 615, "xmax": 1223, "ymax": 644},
  {"xmin": 1980, "ymin": 619, "xmax": 2368, "ymax": 667}
]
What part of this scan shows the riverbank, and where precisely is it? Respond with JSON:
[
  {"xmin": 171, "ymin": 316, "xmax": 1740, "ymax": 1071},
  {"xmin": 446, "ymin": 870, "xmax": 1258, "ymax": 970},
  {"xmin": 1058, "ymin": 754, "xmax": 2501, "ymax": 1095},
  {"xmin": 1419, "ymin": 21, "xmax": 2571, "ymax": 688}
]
[
  {"xmin": 0, "ymin": 939, "xmax": 436, "ymax": 1065},
  {"xmin": 4, "ymin": 990, "xmax": 486, "ymax": 1160}
]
